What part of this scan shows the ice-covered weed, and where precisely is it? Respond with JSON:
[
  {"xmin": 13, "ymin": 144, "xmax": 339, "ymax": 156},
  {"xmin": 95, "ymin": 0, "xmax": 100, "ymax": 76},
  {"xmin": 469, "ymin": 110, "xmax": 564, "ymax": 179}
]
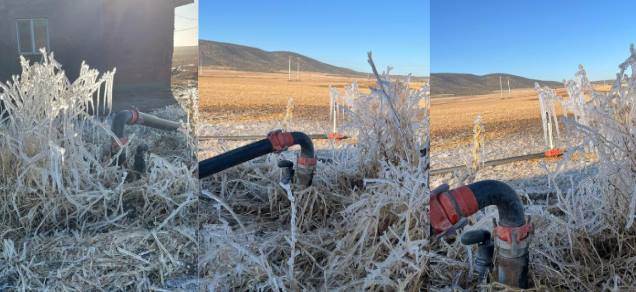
[
  {"xmin": 200, "ymin": 55, "xmax": 430, "ymax": 290},
  {"xmin": 0, "ymin": 51, "xmax": 199, "ymax": 290}
]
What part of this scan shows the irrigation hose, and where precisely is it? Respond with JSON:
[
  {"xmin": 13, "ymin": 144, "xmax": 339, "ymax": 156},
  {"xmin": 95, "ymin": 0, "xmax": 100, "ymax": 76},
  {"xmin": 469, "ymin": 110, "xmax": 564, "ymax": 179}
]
[
  {"xmin": 431, "ymin": 148, "xmax": 563, "ymax": 175},
  {"xmin": 198, "ymin": 131, "xmax": 317, "ymax": 187}
]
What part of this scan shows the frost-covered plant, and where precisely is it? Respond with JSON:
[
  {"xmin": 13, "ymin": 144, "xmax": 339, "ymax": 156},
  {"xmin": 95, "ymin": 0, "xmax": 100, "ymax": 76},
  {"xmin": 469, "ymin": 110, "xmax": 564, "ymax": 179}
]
[
  {"xmin": 0, "ymin": 51, "xmax": 199, "ymax": 290},
  {"xmin": 432, "ymin": 44, "xmax": 636, "ymax": 290},
  {"xmin": 334, "ymin": 53, "xmax": 429, "ymax": 175},
  {"xmin": 282, "ymin": 97, "xmax": 294, "ymax": 131},
  {"xmin": 561, "ymin": 46, "xmax": 636, "ymax": 230},
  {"xmin": 454, "ymin": 115, "xmax": 485, "ymax": 185},
  {"xmin": 524, "ymin": 47, "xmax": 636, "ymax": 289},
  {"xmin": 0, "ymin": 50, "xmax": 119, "ymax": 230},
  {"xmin": 563, "ymin": 65, "xmax": 593, "ymax": 124},
  {"xmin": 534, "ymin": 82, "xmax": 561, "ymax": 148},
  {"xmin": 200, "ymin": 55, "xmax": 430, "ymax": 290}
]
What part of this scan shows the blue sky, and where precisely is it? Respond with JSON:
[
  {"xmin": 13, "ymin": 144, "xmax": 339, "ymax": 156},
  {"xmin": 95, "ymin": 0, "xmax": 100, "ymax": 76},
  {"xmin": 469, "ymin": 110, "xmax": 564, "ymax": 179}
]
[
  {"xmin": 432, "ymin": 0, "xmax": 636, "ymax": 81},
  {"xmin": 199, "ymin": 0, "xmax": 429, "ymax": 76}
]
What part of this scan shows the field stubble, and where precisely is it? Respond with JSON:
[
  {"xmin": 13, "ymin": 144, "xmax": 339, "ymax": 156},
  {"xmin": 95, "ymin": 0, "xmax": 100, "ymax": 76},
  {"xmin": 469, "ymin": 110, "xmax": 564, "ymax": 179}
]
[
  {"xmin": 431, "ymin": 85, "xmax": 610, "ymax": 153},
  {"xmin": 199, "ymin": 68, "xmax": 425, "ymax": 123}
]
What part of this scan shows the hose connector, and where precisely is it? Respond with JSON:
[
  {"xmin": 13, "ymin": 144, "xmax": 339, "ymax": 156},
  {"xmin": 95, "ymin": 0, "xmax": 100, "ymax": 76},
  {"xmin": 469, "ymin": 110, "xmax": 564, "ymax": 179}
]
[
  {"xmin": 267, "ymin": 130, "xmax": 295, "ymax": 152},
  {"xmin": 494, "ymin": 219, "xmax": 533, "ymax": 258},
  {"xmin": 494, "ymin": 217, "xmax": 533, "ymax": 288},
  {"xmin": 430, "ymin": 184, "xmax": 478, "ymax": 235},
  {"xmin": 268, "ymin": 130, "xmax": 316, "ymax": 187},
  {"xmin": 296, "ymin": 155, "xmax": 317, "ymax": 187},
  {"xmin": 430, "ymin": 180, "xmax": 531, "ymax": 288}
]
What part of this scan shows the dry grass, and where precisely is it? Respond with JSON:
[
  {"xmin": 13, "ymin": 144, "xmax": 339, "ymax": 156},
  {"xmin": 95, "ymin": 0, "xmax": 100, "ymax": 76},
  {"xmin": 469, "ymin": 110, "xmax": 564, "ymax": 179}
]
[
  {"xmin": 198, "ymin": 68, "xmax": 425, "ymax": 123},
  {"xmin": 198, "ymin": 60, "xmax": 431, "ymax": 290},
  {"xmin": 0, "ymin": 52, "xmax": 200, "ymax": 290}
]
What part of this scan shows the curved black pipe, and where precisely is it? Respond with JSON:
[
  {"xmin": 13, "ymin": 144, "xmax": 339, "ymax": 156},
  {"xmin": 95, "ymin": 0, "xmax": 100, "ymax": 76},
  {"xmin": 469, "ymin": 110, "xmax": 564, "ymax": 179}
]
[
  {"xmin": 110, "ymin": 109, "xmax": 183, "ymax": 166},
  {"xmin": 290, "ymin": 132, "xmax": 314, "ymax": 159},
  {"xmin": 431, "ymin": 180, "xmax": 530, "ymax": 288},
  {"xmin": 198, "ymin": 131, "xmax": 316, "ymax": 183},
  {"xmin": 112, "ymin": 109, "xmax": 182, "ymax": 141},
  {"xmin": 466, "ymin": 180, "xmax": 525, "ymax": 227},
  {"xmin": 198, "ymin": 139, "xmax": 273, "ymax": 178},
  {"xmin": 112, "ymin": 110, "xmax": 135, "ymax": 141},
  {"xmin": 466, "ymin": 180, "xmax": 529, "ymax": 288}
]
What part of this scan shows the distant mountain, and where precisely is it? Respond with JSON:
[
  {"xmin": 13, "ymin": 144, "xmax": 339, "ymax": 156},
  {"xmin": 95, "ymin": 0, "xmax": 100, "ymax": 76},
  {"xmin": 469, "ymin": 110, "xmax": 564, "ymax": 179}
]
[
  {"xmin": 199, "ymin": 40, "xmax": 364, "ymax": 76},
  {"xmin": 431, "ymin": 73, "xmax": 562, "ymax": 96},
  {"xmin": 173, "ymin": 46, "xmax": 198, "ymax": 67}
]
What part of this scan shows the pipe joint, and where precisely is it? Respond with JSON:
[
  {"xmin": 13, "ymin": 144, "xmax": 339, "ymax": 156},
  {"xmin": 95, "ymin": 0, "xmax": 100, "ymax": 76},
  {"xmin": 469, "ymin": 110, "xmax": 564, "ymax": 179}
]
[
  {"xmin": 495, "ymin": 219, "xmax": 533, "ymax": 258},
  {"xmin": 297, "ymin": 155, "xmax": 317, "ymax": 167},
  {"xmin": 430, "ymin": 180, "xmax": 530, "ymax": 288},
  {"xmin": 267, "ymin": 130, "xmax": 295, "ymax": 152},
  {"xmin": 544, "ymin": 148, "xmax": 564, "ymax": 158},
  {"xmin": 127, "ymin": 109, "xmax": 140, "ymax": 125},
  {"xmin": 430, "ymin": 184, "xmax": 479, "ymax": 235},
  {"xmin": 296, "ymin": 156, "xmax": 316, "ymax": 187}
]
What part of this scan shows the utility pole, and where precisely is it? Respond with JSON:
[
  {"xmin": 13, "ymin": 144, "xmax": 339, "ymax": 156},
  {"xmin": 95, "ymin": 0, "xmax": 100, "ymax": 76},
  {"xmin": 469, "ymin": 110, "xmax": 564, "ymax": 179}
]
[
  {"xmin": 288, "ymin": 56, "xmax": 291, "ymax": 81},
  {"xmin": 507, "ymin": 78, "xmax": 511, "ymax": 95},
  {"xmin": 296, "ymin": 57, "xmax": 300, "ymax": 81},
  {"xmin": 499, "ymin": 75, "xmax": 503, "ymax": 97},
  {"xmin": 333, "ymin": 101, "xmax": 337, "ymax": 134}
]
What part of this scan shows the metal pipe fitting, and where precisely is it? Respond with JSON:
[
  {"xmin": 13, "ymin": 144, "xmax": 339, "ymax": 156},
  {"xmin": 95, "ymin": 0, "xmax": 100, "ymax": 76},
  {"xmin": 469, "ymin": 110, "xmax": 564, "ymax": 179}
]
[
  {"xmin": 430, "ymin": 180, "xmax": 533, "ymax": 288},
  {"xmin": 110, "ymin": 109, "xmax": 183, "ymax": 165},
  {"xmin": 461, "ymin": 229, "xmax": 494, "ymax": 285}
]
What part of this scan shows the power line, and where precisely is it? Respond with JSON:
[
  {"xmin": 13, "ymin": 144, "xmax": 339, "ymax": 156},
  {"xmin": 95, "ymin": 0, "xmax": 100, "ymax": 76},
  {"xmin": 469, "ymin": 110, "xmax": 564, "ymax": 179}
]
[
  {"xmin": 175, "ymin": 27, "xmax": 197, "ymax": 32},
  {"xmin": 175, "ymin": 14, "xmax": 198, "ymax": 21}
]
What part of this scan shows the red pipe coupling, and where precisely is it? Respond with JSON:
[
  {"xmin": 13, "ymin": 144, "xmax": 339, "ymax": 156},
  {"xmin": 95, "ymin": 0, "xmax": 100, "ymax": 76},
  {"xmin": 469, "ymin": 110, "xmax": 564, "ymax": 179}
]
[
  {"xmin": 430, "ymin": 185, "xmax": 479, "ymax": 235},
  {"xmin": 267, "ymin": 130, "xmax": 294, "ymax": 152},
  {"xmin": 495, "ymin": 220, "xmax": 534, "ymax": 258}
]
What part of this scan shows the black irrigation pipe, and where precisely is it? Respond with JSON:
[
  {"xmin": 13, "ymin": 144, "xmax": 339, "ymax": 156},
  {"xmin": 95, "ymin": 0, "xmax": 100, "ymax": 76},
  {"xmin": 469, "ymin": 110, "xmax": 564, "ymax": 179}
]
[
  {"xmin": 431, "ymin": 150, "xmax": 563, "ymax": 176},
  {"xmin": 198, "ymin": 134, "xmax": 350, "ymax": 141},
  {"xmin": 198, "ymin": 133, "xmax": 562, "ymax": 177}
]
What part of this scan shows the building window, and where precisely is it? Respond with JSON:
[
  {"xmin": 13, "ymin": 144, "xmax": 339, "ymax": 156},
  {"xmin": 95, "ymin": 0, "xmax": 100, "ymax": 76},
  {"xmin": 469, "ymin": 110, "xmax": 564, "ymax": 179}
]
[{"xmin": 16, "ymin": 18, "xmax": 49, "ymax": 55}]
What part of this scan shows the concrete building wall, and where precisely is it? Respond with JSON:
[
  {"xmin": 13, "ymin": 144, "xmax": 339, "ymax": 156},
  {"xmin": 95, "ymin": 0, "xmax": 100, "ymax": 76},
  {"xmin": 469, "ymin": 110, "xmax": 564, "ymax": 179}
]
[
  {"xmin": 0, "ymin": 0, "xmax": 104, "ymax": 82},
  {"xmin": 0, "ymin": 0, "xmax": 179, "ymax": 98},
  {"xmin": 101, "ymin": 0, "xmax": 175, "ymax": 91}
]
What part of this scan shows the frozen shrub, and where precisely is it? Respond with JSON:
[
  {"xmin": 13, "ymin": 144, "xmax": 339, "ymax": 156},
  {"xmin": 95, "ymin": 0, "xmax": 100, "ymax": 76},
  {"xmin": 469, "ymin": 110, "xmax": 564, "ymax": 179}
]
[
  {"xmin": 0, "ymin": 51, "xmax": 199, "ymax": 290},
  {"xmin": 200, "ymin": 54, "xmax": 430, "ymax": 290},
  {"xmin": 336, "ymin": 53, "xmax": 428, "ymax": 175},
  {"xmin": 559, "ymin": 45, "xmax": 636, "ymax": 230}
]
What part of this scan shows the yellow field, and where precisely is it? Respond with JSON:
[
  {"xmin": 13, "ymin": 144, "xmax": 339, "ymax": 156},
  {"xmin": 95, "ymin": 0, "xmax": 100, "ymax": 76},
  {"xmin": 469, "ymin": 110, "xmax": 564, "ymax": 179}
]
[
  {"xmin": 430, "ymin": 85, "xmax": 611, "ymax": 150},
  {"xmin": 198, "ymin": 69, "xmax": 425, "ymax": 123},
  {"xmin": 198, "ymin": 68, "xmax": 609, "ymax": 152}
]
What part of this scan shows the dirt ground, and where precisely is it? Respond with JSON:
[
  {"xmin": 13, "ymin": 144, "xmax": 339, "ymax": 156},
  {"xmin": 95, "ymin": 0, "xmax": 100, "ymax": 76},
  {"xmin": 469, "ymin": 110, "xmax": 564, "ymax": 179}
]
[{"xmin": 198, "ymin": 68, "xmax": 425, "ymax": 123}]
